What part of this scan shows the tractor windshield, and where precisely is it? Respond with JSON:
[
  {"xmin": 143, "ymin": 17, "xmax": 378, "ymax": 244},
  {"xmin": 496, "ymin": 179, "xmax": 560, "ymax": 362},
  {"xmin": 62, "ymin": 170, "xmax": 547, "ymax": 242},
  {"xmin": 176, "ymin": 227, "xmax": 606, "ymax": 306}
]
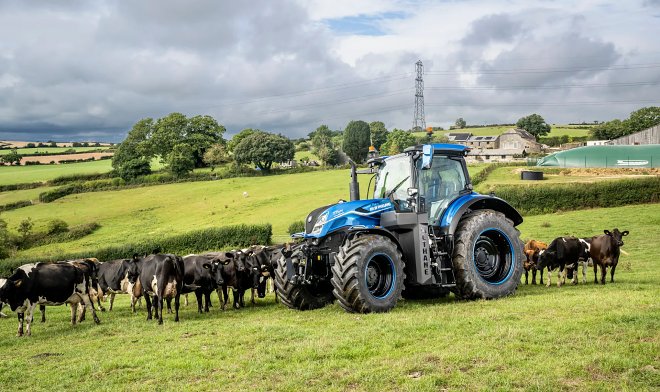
[
  {"xmin": 417, "ymin": 156, "xmax": 467, "ymax": 224},
  {"xmin": 374, "ymin": 155, "xmax": 412, "ymax": 211}
]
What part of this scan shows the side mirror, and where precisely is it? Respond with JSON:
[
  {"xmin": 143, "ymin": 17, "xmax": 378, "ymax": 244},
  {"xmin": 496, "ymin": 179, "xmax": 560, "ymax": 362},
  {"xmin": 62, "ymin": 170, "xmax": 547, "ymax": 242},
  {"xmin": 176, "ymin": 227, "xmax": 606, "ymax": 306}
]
[
  {"xmin": 421, "ymin": 145, "xmax": 433, "ymax": 170},
  {"xmin": 407, "ymin": 188, "xmax": 418, "ymax": 197}
]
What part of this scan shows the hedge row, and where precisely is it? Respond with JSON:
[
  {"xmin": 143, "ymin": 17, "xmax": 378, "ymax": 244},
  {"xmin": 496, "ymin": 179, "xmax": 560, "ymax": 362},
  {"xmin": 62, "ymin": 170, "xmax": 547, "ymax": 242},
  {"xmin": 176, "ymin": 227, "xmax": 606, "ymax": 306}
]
[
  {"xmin": 471, "ymin": 162, "xmax": 527, "ymax": 187},
  {"xmin": 26, "ymin": 222, "xmax": 101, "ymax": 249},
  {"xmin": 0, "ymin": 200, "xmax": 32, "ymax": 212},
  {"xmin": 492, "ymin": 177, "xmax": 660, "ymax": 215},
  {"xmin": 0, "ymin": 223, "xmax": 272, "ymax": 276},
  {"xmin": 0, "ymin": 182, "xmax": 44, "ymax": 192}
]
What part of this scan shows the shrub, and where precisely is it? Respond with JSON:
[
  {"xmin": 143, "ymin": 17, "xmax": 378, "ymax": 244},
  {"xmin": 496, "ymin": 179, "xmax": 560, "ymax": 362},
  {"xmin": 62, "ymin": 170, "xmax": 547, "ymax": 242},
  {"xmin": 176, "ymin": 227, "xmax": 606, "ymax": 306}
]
[
  {"xmin": 288, "ymin": 220, "xmax": 305, "ymax": 235},
  {"xmin": 0, "ymin": 200, "xmax": 32, "ymax": 212},
  {"xmin": 47, "ymin": 219, "xmax": 69, "ymax": 235}
]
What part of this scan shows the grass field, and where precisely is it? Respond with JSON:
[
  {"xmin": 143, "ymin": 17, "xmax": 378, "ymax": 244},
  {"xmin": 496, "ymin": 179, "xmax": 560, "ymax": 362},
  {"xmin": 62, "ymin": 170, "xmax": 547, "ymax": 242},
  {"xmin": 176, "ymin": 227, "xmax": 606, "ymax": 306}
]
[
  {"xmin": 0, "ymin": 186, "xmax": 56, "ymax": 205},
  {"xmin": 0, "ymin": 159, "xmax": 114, "ymax": 185},
  {"xmin": 0, "ymin": 146, "xmax": 111, "ymax": 155},
  {"xmin": 413, "ymin": 125, "xmax": 592, "ymax": 140},
  {"xmin": 0, "ymin": 204, "xmax": 657, "ymax": 391},
  {"xmin": 1, "ymin": 165, "xmax": 488, "ymax": 258}
]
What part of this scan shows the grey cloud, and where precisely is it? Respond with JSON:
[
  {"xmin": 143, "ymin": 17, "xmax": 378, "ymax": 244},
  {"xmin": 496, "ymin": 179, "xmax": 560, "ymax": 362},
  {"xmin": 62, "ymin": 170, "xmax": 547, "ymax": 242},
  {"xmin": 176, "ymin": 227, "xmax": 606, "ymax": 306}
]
[{"xmin": 461, "ymin": 14, "xmax": 524, "ymax": 46}]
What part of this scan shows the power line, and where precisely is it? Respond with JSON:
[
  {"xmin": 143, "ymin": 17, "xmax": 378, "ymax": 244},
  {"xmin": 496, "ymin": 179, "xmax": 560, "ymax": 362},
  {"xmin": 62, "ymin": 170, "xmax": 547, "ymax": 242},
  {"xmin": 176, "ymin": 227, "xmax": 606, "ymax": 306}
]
[
  {"xmin": 425, "ymin": 81, "xmax": 660, "ymax": 91},
  {"xmin": 425, "ymin": 62, "xmax": 660, "ymax": 75}
]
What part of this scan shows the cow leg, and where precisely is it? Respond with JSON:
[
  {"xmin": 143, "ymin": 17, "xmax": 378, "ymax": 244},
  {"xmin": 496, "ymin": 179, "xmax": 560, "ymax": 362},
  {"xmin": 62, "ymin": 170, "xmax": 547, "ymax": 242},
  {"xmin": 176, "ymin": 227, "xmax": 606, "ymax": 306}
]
[
  {"xmin": 165, "ymin": 298, "xmax": 172, "ymax": 314},
  {"xmin": 78, "ymin": 302, "xmax": 86, "ymax": 322},
  {"xmin": 582, "ymin": 262, "xmax": 587, "ymax": 284},
  {"xmin": 557, "ymin": 268, "xmax": 563, "ymax": 287},
  {"xmin": 144, "ymin": 293, "xmax": 153, "ymax": 321},
  {"xmin": 593, "ymin": 263, "xmax": 599, "ymax": 284},
  {"xmin": 610, "ymin": 264, "xmax": 617, "ymax": 283},
  {"xmin": 109, "ymin": 293, "xmax": 116, "ymax": 311},
  {"xmin": 80, "ymin": 292, "xmax": 101, "ymax": 324},
  {"xmin": 251, "ymin": 287, "xmax": 256, "ymax": 305},
  {"xmin": 40, "ymin": 305, "xmax": 46, "ymax": 323},
  {"xmin": 174, "ymin": 294, "xmax": 180, "ymax": 322},
  {"xmin": 539, "ymin": 269, "xmax": 544, "ymax": 285},
  {"xmin": 157, "ymin": 295, "xmax": 164, "ymax": 325},
  {"xmin": 17, "ymin": 311, "xmax": 25, "ymax": 337},
  {"xmin": 204, "ymin": 292, "xmax": 211, "ymax": 312},
  {"xmin": 96, "ymin": 291, "xmax": 105, "ymax": 312},
  {"xmin": 184, "ymin": 293, "xmax": 189, "ymax": 307},
  {"xmin": 25, "ymin": 302, "xmax": 37, "ymax": 336},
  {"xmin": 524, "ymin": 269, "xmax": 528, "ymax": 285},
  {"xmin": 546, "ymin": 268, "xmax": 552, "ymax": 287},
  {"xmin": 600, "ymin": 264, "xmax": 607, "ymax": 285},
  {"xmin": 195, "ymin": 290, "xmax": 204, "ymax": 314},
  {"xmin": 233, "ymin": 289, "xmax": 241, "ymax": 309},
  {"xmin": 571, "ymin": 266, "xmax": 578, "ymax": 285}
]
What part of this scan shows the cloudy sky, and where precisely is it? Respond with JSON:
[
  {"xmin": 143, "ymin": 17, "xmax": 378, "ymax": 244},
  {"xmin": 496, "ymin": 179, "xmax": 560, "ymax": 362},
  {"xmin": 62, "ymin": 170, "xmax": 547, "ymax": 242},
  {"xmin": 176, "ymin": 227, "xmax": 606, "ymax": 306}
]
[{"xmin": 0, "ymin": 0, "xmax": 658, "ymax": 142}]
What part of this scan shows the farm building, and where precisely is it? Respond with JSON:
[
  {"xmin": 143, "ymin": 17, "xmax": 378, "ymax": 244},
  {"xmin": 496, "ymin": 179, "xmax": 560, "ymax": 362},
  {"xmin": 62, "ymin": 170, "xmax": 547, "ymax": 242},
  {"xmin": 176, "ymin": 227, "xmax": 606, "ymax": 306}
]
[
  {"xmin": 607, "ymin": 124, "xmax": 660, "ymax": 146},
  {"xmin": 537, "ymin": 144, "xmax": 660, "ymax": 168},
  {"xmin": 450, "ymin": 128, "xmax": 543, "ymax": 154}
]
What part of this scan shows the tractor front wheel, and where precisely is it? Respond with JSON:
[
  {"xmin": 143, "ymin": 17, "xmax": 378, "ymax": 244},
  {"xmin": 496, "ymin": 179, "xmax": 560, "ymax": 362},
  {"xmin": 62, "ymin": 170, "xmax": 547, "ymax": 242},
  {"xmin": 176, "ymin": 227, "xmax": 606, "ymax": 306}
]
[
  {"xmin": 331, "ymin": 235, "xmax": 405, "ymax": 313},
  {"xmin": 452, "ymin": 210, "xmax": 523, "ymax": 300},
  {"xmin": 274, "ymin": 249, "xmax": 334, "ymax": 311}
]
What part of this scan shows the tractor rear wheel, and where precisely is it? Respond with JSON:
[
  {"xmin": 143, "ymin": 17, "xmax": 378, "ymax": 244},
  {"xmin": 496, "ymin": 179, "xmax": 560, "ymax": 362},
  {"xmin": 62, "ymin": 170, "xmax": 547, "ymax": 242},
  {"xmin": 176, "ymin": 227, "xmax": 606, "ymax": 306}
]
[
  {"xmin": 452, "ymin": 210, "xmax": 523, "ymax": 300},
  {"xmin": 274, "ymin": 250, "xmax": 334, "ymax": 311},
  {"xmin": 331, "ymin": 234, "xmax": 405, "ymax": 313}
]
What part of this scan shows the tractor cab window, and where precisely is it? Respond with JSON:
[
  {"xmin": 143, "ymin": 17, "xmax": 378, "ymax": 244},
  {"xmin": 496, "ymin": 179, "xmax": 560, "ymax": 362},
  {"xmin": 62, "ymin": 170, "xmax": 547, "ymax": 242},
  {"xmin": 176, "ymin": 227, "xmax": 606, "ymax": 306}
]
[
  {"xmin": 374, "ymin": 155, "xmax": 412, "ymax": 211},
  {"xmin": 417, "ymin": 156, "xmax": 467, "ymax": 223}
]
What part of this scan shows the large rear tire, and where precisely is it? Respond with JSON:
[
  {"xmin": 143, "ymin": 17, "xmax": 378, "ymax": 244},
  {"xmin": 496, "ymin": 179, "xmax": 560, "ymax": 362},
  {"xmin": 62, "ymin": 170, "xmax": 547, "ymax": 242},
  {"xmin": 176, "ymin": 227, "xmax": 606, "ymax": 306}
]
[
  {"xmin": 331, "ymin": 235, "xmax": 405, "ymax": 313},
  {"xmin": 274, "ymin": 249, "xmax": 334, "ymax": 311},
  {"xmin": 452, "ymin": 210, "xmax": 523, "ymax": 300}
]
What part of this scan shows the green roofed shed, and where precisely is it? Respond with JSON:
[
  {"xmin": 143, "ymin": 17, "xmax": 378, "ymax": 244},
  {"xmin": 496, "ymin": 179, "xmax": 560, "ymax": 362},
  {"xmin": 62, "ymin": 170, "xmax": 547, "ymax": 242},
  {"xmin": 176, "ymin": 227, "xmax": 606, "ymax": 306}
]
[{"xmin": 537, "ymin": 145, "xmax": 660, "ymax": 168}]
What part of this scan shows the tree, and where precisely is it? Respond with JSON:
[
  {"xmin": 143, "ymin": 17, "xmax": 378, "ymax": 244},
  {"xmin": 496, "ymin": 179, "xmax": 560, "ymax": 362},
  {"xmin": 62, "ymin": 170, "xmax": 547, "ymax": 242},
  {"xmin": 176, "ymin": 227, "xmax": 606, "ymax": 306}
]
[
  {"xmin": 1, "ymin": 149, "xmax": 22, "ymax": 165},
  {"xmin": 381, "ymin": 129, "xmax": 416, "ymax": 155},
  {"xmin": 17, "ymin": 218, "xmax": 33, "ymax": 242},
  {"xmin": 310, "ymin": 125, "xmax": 339, "ymax": 166},
  {"xmin": 26, "ymin": 143, "xmax": 35, "ymax": 148},
  {"xmin": 516, "ymin": 114, "xmax": 551, "ymax": 139},
  {"xmin": 112, "ymin": 118, "xmax": 154, "ymax": 180},
  {"xmin": 233, "ymin": 132, "xmax": 295, "ymax": 171},
  {"xmin": 168, "ymin": 143, "xmax": 196, "ymax": 177},
  {"xmin": 455, "ymin": 118, "xmax": 466, "ymax": 129},
  {"xmin": 150, "ymin": 112, "xmax": 188, "ymax": 160},
  {"xmin": 116, "ymin": 157, "xmax": 151, "ymax": 180},
  {"xmin": 203, "ymin": 143, "xmax": 230, "ymax": 171},
  {"xmin": 369, "ymin": 121, "xmax": 389, "ymax": 150},
  {"xmin": 591, "ymin": 119, "xmax": 625, "ymax": 140},
  {"xmin": 342, "ymin": 120, "xmax": 371, "ymax": 163},
  {"xmin": 185, "ymin": 115, "xmax": 226, "ymax": 167},
  {"xmin": 625, "ymin": 106, "xmax": 660, "ymax": 134},
  {"xmin": 0, "ymin": 219, "xmax": 11, "ymax": 259},
  {"xmin": 228, "ymin": 129, "xmax": 257, "ymax": 152}
]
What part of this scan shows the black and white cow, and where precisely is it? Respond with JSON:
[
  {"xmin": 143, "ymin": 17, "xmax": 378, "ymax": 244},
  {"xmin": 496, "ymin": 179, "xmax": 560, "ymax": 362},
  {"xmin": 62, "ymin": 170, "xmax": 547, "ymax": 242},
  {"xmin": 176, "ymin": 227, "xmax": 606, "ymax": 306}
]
[
  {"xmin": 97, "ymin": 258, "xmax": 137, "ymax": 311},
  {"xmin": 0, "ymin": 263, "xmax": 100, "ymax": 336},
  {"xmin": 564, "ymin": 238, "xmax": 592, "ymax": 285},
  {"xmin": 537, "ymin": 237, "xmax": 591, "ymax": 287},
  {"xmin": 182, "ymin": 254, "xmax": 226, "ymax": 313},
  {"xmin": 249, "ymin": 245, "xmax": 283, "ymax": 301},
  {"xmin": 134, "ymin": 254, "xmax": 184, "ymax": 324}
]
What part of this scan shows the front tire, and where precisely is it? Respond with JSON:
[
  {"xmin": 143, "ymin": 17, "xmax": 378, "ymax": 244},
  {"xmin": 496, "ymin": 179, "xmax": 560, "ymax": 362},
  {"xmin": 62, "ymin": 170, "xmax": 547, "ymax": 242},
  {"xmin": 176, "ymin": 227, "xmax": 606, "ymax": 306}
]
[
  {"xmin": 452, "ymin": 210, "xmax": 523, "ymax": 300},
  {"xmin": 274, "ymin": 248, "xmax": 334, "ymax": 311},
  {"xmin": 331, "ymin": 235, "xmax": 405, "ymax": 313}
]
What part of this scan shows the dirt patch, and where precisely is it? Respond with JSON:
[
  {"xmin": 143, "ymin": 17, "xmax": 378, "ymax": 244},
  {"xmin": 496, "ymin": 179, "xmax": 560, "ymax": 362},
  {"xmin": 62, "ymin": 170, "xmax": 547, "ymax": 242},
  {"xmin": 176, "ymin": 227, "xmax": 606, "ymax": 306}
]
[{"xmin": 21, "ymin": 152, "xmax": 113, "ymax": 165}]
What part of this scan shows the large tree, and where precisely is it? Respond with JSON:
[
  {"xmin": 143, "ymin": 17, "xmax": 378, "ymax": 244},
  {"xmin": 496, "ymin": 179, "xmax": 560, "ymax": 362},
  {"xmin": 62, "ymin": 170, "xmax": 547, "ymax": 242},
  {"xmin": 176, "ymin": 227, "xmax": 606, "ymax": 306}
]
[
  {"xmin": 454, "ymin": 118, "xmax": 466, "ymax": 129},
  {"xmin": 233, "ymin": 132, "xmax": 295, "ymax": 171},
  {"xmin": 590, "ymin": 106, "xmax": 660, "ymax": 140},
  {"xmin": 516, "ymin": 114, "xmax": 551, "ymax": 139},
  {"xmin": 381, "ymin": 129, "xmax": 416, "ymax": 155},
  {"xmin": 112, "ymin": 118, "xmax": 154, "ymax": 180},
  {"xmin": 168, "ymin": 143, "xmax": 196, "ymax": 177},
  {"xmin": 369, "ymin": 121, "xmax": 389, "ymax": 150},
  {"xmin": 342, "ymin": 120, "xmax": 371, "ymax": 163},
  {"xmin": 228, "ymin": 128, "xmax": 257, "ymax": 152},
  {"xmin": 1, "ymin": 149, "xmax": 22, "ymax": 165}
]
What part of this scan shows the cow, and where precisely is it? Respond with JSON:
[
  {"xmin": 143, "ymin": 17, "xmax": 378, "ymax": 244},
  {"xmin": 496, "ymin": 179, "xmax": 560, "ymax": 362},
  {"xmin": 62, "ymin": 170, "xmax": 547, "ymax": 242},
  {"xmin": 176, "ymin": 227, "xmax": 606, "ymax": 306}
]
[
  {"xmin": 590, "ymin": 229, "xmax": 629, "ymax": 285},
  {"xmin": 0, "ymin": 262, "xmax": 100, "ymax": 336},
  {"xmin": 536, "ymin": 237, "xmax": 590, "ymax": 287},
  {"xmin": 249, "ymin": 244, "xmax": 284, "ymax": 301},
  {"xmin": 135, "ymin": 254, "xmax": 184, "ymax": 324},
  {"xmin": 182, "ymin": 254, "xmax": 227, "ymax": 313},
  {"xmin": 97, "ymin": 258, "xmax": 138, "ymax": 311},
  {"xmin": 211, "ymin": 250, "xmax": 245, "ymax": 310},
  {"xmin": 523, "ymin": 240, "xmax": 547, "ymax": 285},
  {"xmin": 564, "ymin": 238, "xmax": 592, "ymax": 285}
]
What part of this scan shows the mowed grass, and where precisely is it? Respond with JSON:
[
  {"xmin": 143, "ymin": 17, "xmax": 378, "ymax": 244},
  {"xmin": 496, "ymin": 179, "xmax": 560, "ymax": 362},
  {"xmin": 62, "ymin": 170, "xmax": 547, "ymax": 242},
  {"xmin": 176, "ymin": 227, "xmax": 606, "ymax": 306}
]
[
  {"xmin": 0, "ymin": 186, "xmax": 56, "ymax": 205},
  {"xmin": 0, "ymin": 159, "xmax": 113, "ymax": 185},
  {"xmin": 0, "ymin": 146, "xmax": 111, "ymax": 155},
  {"xmin": 0, "ymin": 204, "xmax": 657, "ymax": 391}
]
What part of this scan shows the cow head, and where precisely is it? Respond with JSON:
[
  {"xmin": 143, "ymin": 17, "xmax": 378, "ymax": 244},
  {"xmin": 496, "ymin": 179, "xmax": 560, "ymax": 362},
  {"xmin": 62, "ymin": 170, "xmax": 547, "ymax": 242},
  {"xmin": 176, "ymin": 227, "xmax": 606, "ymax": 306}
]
[
  {"xmin": 0, "ymin": 278, "xmax": 24, "ymax": 311},
  {"xmin": 536, "ymin": 249, "xmax": 553, "ymax": 270},
  {"xmin": 208, "ymin": 253, "xmax": 233, "ymax": 286},
  {"xmin": 604, "ymin": 229, "xmax": 629, "ymax": 247},
  {"xmin": 249, "ymin": 246, "xmax": 273, "ymax": 298},
  {"xmin": 126, "ymin": 255, "xmax": 141, "ymax": 284}
]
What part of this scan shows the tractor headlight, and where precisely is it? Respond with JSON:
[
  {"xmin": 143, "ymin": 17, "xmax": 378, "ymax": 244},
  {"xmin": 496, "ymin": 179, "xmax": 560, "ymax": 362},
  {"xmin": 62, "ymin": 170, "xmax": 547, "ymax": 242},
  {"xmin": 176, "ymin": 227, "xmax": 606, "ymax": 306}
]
[{"xmin": 311, "ymin": 211, "xmax": 329, "ymax": 235}]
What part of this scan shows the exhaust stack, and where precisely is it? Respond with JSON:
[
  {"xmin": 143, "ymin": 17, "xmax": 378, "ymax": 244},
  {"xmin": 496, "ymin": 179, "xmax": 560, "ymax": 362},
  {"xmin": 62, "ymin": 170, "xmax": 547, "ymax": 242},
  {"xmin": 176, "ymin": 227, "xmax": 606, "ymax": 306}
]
[{"xmin": 348, "ymin": 159, "xmax": 360, "ymax": 201}]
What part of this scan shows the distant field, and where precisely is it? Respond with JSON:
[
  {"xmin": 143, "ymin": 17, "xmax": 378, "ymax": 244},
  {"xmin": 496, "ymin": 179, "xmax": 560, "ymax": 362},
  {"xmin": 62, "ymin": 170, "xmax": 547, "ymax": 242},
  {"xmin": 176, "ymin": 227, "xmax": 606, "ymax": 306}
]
[
  {"xmin": 0, "ymin": 204, "xmax": 657, "ymax": 391},
  {"xmin": 0, "ymin": 146, "xmax": 111, "ymax": 155},
  {"xmin": 0, "ymin": 159, "xmax": 114, "ymax": 185},
  {"xmin": 0, "ymin": 186, "xmax": 56, "ymax": 205},
  {"xmin": 414, "ymin": 125, "xmax": 593, "ymax": 139}
]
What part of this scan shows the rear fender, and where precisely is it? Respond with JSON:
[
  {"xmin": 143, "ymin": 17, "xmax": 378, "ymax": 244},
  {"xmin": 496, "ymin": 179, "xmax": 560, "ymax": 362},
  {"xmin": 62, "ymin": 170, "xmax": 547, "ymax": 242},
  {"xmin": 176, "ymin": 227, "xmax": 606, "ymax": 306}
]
[{"xmin": 440, "ymin": 194, "xmax": 523, "ymax": 235}]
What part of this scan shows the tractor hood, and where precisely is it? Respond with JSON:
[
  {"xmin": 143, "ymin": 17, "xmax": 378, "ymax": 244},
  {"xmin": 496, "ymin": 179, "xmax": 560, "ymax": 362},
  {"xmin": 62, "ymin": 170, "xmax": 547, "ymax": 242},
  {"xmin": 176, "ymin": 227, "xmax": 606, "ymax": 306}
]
[{"xmin": 303, "ymin": 199, "xmax": 394, "ymax": 238}]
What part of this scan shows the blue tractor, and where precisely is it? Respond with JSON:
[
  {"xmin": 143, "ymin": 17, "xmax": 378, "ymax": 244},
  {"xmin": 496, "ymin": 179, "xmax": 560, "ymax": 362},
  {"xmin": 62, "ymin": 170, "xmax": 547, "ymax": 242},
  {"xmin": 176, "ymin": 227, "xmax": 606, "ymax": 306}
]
[{"xmin": 275, "ymin": 144, "xmax": 524, "ymax": 313}]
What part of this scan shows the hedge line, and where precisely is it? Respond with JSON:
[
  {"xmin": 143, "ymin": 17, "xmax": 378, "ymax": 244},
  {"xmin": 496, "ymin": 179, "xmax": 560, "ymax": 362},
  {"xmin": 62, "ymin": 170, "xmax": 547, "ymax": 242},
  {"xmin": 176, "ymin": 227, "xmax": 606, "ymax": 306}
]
[
  {"xmin": 0, "ymin": 200, "xmax": 32, "ymax": 212},
  {"xmin": 471, "ymin": 162, "xmax": 527, "ymax": 187},
  {"xmin": 0, "ymin": 223, "xmax": 272, "ymax": 276},
  {"xmin": 0, "ymin": 182, "xmax": 44, "ymax": 192},
  {"xmin": 492, "ymin": 177, "xmax": 660, "ymax": 215}
]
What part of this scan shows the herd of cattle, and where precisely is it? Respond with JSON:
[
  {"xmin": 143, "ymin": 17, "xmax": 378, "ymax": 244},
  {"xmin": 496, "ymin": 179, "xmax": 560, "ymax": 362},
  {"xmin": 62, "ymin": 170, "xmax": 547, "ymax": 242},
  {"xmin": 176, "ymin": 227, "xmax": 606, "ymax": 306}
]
[
  {"xmin": 522, "ymin": 228, "xmax": 629, "ymax": 287},
  {"xmin": 0, "ymin": 227, "xmax": 630, "ymax": 337},
  {"xmin": 0, "ymin": 245, "xmax": 284, "ymax": 336}
]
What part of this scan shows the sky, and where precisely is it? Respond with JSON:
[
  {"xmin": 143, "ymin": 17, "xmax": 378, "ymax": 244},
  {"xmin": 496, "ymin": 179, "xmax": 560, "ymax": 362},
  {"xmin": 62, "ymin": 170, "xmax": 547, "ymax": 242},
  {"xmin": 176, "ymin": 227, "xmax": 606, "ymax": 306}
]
[{"xmin": 0, "ymin": 0, "xmax": 658, "ymax": 142}]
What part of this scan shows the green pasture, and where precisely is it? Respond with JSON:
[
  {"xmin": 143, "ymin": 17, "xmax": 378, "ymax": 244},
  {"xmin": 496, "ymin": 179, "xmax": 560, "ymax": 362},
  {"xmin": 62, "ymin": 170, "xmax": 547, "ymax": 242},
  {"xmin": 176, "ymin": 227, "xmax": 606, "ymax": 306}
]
[
  {"xmin": 0, "ymin": 160, "xmax": 113, "ymax": 185},
  {"xmin": 0, "ymin": 146, "xmax": 111, "ymax": 155},
  {"xmin": 0, "ymin": 204, "xmax": 657, "ymax": 391},
  {"xmin": 414, "ymin": 125, "xmax": 592, "ymax": 139},
  {"xmin": 0, "ymin": 186, "xmax": 56, "ymax": 205}
]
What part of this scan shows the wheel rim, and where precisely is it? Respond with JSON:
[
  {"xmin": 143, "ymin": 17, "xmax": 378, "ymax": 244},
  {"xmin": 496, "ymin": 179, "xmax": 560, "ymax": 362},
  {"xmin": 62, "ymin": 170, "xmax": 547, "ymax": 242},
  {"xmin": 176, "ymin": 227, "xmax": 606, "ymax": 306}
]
[
  {"xmin": 473, "ymin": 228, "xmax": 514, "ymax": 285},
  {"xmin": 364, "ymin": 253, "xmax": 395, "ymax": 299}
]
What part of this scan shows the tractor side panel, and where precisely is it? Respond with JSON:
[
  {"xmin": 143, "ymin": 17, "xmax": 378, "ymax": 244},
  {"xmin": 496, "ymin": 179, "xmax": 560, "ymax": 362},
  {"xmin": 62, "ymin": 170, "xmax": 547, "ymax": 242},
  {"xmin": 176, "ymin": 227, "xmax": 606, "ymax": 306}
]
[{"xmin": 380, "ymin": 211, "xmax": 433, "ymax": 285}]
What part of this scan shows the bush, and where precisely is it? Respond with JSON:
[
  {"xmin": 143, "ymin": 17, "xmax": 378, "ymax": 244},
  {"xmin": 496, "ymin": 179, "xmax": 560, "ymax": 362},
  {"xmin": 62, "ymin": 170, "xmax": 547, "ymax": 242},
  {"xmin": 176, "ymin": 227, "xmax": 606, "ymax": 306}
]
[
  {"xmin": 288, "ymin": 220, "xmax": 305, "ymax": 235},
  {"xmin": 0, "ymin": 223, "xmax": 272, "ymax": 275},
  {"xmin": 0, "ymin": 200, "xmax": 32, "ymax": 212},
  {"xmin": 471, "ymin": 162, "xmax": 527, "ymax": 187},
  {"xmin": 47, "ymin": 219, "xmax": 69, "ymax": 235},
  {"xmin": 0, "ymin": 182, "xmax": 44, "ymax": 192},
  {"xmin": 491, "ymin": 177, "xmax": 660, "ymax": 215}
]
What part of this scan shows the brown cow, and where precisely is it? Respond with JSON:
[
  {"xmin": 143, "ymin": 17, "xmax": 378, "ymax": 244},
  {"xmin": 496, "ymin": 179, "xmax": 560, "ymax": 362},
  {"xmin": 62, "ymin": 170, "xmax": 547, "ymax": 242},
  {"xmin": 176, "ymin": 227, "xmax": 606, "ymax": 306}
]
[
  {"xmin": 590, "ymin": 228, "xmax": 629, "ymax": 284},
  {"xmin": 523, "ymin": 240, "xmax": 547, "ymax": 285}
]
